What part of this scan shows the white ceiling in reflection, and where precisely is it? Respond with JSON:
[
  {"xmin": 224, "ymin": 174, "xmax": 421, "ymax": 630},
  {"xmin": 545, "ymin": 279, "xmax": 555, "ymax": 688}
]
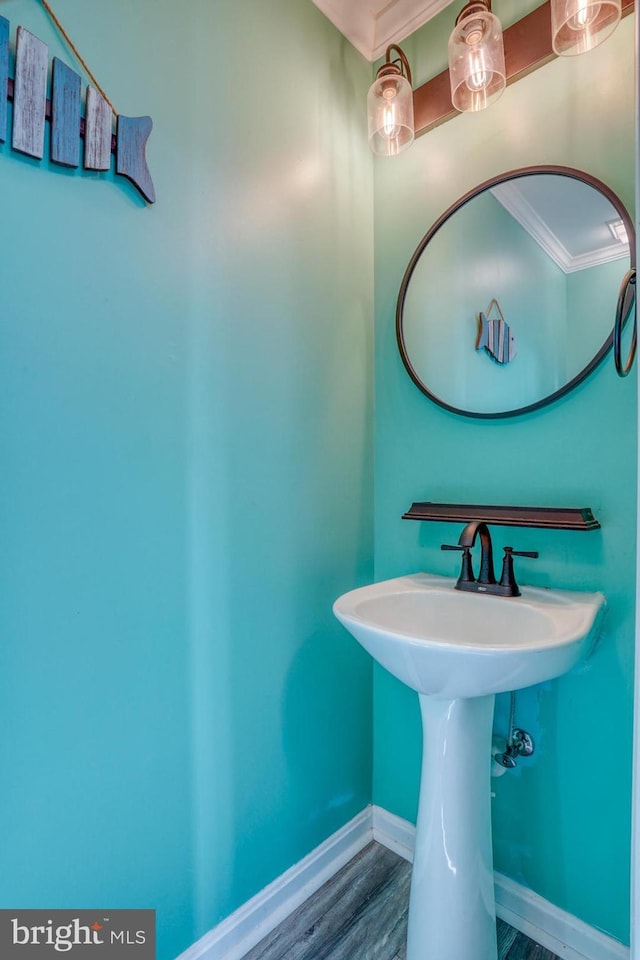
[{"xmin": 490, "ymin": 177, "xmax": 630, "ymax": 274}]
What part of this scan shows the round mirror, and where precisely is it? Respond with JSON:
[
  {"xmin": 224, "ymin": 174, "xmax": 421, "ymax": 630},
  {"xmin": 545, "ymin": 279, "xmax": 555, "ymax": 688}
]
[{"xmin": 396, "ymin": 166, "xmax": 636, "ymax": 418}]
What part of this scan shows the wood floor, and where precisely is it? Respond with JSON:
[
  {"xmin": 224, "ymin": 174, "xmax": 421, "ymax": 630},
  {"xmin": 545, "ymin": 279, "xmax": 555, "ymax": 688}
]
[{"xmin": 242, "ymin": 842, "xmax": 561, "ymax": 960}]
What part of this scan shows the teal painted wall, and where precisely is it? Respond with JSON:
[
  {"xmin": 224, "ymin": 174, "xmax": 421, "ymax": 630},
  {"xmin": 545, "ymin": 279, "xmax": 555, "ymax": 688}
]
[
  {"xmin": 567, "ymin": 259, "xmax": 628, "ymax": 370},
  {"xmin": 0, "ymin": 2, "xmax": 374, "ymax": 959},
  {"xmin": 373, "ymin": 11, "xmax": 636, "ymax": 945}
]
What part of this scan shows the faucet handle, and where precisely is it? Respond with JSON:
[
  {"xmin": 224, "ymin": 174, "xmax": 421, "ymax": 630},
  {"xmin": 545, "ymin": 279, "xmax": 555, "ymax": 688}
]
[
  {"xmin": 441, "ymin": 543, "xmax": 475, "ymax": 583},
  {"xmin": 499, "ymin": 546, "xmax": 539, "ymax": 597}
]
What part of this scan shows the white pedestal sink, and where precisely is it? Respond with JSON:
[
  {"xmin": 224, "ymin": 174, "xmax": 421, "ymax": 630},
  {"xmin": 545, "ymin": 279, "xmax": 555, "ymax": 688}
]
[{"xmin": 333, "ymin": 573, "xmax": 605, "ymax": 960}]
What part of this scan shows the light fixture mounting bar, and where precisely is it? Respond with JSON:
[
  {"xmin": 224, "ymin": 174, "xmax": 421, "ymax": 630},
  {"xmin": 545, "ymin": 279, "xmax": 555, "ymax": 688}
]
[{"xmin": 413, "ymin": 0, "xmax": 634, "ymax": 136}]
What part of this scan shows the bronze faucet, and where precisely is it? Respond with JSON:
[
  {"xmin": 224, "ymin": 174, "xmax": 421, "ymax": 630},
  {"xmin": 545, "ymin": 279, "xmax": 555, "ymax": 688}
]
[{"xmin": 442, "ymin": 521, "xmax": 538, "ymax": 597}]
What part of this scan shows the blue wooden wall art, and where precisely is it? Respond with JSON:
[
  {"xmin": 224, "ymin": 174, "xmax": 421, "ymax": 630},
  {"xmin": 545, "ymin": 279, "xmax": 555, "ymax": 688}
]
[
  {"xmin": 475, "ymin": 298, "xmax": 517, "ymax": 365},
  {"xmin": 0, "ymin": 16, "xmax": 155, "ymax": 203}
]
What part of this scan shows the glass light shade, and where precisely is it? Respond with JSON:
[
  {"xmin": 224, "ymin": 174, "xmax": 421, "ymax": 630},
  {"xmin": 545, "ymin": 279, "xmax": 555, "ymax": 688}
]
[
  {"xmin": 367, "ymin": 67, "xmax": 414, "ymax": 157},
  {"xmin": 448, "ymin": 5, "xmax": 506, "ymax": 113},
  {"xmin": 551, "ymin": 0, "xmax": 621, "ymax": 55}
]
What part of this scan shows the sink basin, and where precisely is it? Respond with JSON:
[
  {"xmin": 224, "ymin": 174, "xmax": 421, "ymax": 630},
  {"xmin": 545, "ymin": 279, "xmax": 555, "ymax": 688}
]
[
  {"xmin": 333, "ymin": 572, "xmax": 605, "ymax": 960},
  {"xmin": 333, "ymin": 572, "xmax": 605, "ymax": 699}
]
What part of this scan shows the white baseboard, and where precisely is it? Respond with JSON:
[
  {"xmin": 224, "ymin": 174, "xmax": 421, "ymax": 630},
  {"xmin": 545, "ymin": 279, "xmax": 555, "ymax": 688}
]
[
  {"xmin": 176, "ymin": 807, "xmax": 373, "ymax": 960},
  {"xmin": 372, "ymin": 805, "xmax": 629, "ymax": 960},
  {"xmin": 371, "ymin": 804, "xmax": 415, "ymax": 863},
  {"xmin": 177, "ymin": 804, "xmax": 629, "ymax": 960},
  {"xmin": 495, "ymin": 872, "xmax": 629, "ymax": 960}
]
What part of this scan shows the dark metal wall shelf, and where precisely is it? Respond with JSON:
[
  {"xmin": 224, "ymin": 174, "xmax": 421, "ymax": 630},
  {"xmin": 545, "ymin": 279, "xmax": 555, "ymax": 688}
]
[{"xmin": 402, "ymin": 503, "xmax": 600, "ymax": 531}]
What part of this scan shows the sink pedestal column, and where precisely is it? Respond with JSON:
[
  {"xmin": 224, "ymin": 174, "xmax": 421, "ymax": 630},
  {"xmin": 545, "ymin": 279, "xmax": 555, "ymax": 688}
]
[{"xmin": 407, "ymin": 693, "xmax": 497, "ymax": 960}]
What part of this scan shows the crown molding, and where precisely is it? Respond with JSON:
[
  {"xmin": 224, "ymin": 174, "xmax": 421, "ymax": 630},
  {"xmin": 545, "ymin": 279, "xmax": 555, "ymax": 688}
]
[
  {"xmin": 490, "ymin": 182, "xmax": 630, "ymax": 274},
  {"xmin": 311, "ymin": 0, "xmax": 375, "ymax": 60},
  {"xmin": 371, "ymin": 0, "xmax": 450, "ymax": 61},
  {"xmin": 311, "ymin": 0, "xmax": 450, "ymax": 62}
]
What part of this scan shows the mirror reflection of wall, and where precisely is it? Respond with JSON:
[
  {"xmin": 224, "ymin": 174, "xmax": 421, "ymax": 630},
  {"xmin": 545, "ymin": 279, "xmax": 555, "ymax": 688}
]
[{"xmin": 398, "ymin": 169, "xmax": 633, "ymax": 417}]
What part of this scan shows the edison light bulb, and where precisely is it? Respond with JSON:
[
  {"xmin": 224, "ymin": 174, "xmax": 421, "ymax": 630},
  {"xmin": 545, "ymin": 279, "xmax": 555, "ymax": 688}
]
[
  {"xmin": 551, "ymin": 0, "xmax": 620, "ymax": 54},
  {"xmin": 466, "ymin": 43, "xmax": 492, "ymax": 90},
  {"xmin": 568, "ymin": 0, "xmax": 601, "ymax": 27},
  {"xmin": 448, "ymin": 2, "xmax": 505, "ymax": 113},
  {"xmin": 382, "ymin": 90, "xmax": 399, "ymax": 139},
  {"xmin": 367, "ymin": 61, "xmax": 414, "ymax": 156}
]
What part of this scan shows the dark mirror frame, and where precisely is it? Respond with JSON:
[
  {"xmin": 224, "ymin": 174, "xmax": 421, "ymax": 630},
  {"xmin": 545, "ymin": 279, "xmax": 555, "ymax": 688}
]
[{"xmin": 396, "ymin": 165, "xmax": 636, "ymax": 419}]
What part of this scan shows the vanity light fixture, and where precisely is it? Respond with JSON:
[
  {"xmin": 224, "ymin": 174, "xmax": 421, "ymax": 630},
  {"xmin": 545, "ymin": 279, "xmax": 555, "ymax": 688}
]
[
  {"xmin": 367, "ymin": 0, "xmax": 631, "ymax": 152},
  {"xmin": 551, "ymin": 0, "xmax": 622, "ymax": 55},
  {"xmin": 367, "ymin": 44, "xmax": 415, "ymax": 156},
  {"xmin": 448, "ymin": 0, "xmax": 506, "ymax": 113}
]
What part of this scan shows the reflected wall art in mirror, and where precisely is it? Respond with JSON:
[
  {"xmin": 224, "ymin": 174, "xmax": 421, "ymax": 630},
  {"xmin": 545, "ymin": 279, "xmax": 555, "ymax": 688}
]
[{"xmin": 396, "ymin": 166, "xmax": 636, "ymax": 418}]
